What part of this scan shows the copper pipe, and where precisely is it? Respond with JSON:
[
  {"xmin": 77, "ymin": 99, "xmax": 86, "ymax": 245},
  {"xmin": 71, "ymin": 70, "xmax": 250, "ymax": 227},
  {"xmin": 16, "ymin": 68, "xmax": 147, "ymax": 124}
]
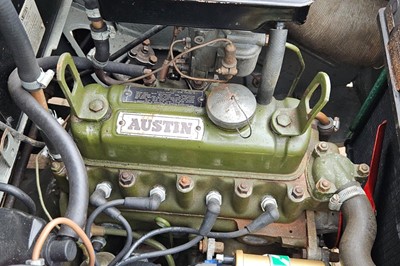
[
  {"xmin": 235, "ymin": 250, "xmax": 325, "ymax": 266},
  {"xmin": 30, "ymin": 90, "xmax": 48, "ymax": 110},
  {"xmin": 316, "ymin": 112, "xmax": 330, "ymax": 125}
]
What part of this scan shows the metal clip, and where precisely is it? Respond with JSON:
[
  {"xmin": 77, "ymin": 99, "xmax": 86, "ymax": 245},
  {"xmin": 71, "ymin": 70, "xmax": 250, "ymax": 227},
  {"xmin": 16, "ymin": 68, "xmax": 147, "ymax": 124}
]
[{"xmin": 328, "ymin": 185, "xmax": 366, "ymax": 211}]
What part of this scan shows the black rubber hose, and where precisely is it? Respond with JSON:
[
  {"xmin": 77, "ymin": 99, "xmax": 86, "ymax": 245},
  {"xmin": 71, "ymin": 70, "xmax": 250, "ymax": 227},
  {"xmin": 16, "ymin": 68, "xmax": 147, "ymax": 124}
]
[
  {"xmin": 0, "ymin": 182, "xmax": 36, "ymax": 215},
  {"xmin": 92, "ymin": 30, "xmax": 110, "ymax": 64},
  {"xmin": 256, "ymin": 26, "xmax": 288, "ymax": 105},
  {"xmin": 36, "ymin": 57, "xmax": 145, "ymax": 77},
  {"xmin": 109, "ymin": 25, "xmax": 168, "ymax": 61},
  {"xmin": 0, "ymin": 0, "xmax": 41, "ymax": 84},
  {"xmin": 340, "ymin": 193, "xmax": 377, "ymax": 266},
  {"xmin": 8, "ymin": 70, "xmax": 88, "ymax": 238},
  {"xmin": 84, "ymin": 0, "xmax": 100, "ymax": 11}
]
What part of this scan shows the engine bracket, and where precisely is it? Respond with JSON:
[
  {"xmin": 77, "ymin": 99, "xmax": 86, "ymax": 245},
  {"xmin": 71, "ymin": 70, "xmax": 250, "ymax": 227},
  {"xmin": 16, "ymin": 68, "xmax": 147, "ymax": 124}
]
[
  {"xmin": 271, "ymin": 72, "xmax": 331, "ymax": 136},
  {"xmin": 56, "ymin": 53, "xmax": 109, "ymax": 121}
]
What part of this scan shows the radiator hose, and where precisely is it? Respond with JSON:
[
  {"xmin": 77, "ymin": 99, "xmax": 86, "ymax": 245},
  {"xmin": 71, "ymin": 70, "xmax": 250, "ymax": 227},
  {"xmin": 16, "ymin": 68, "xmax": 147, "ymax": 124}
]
[{"xmin": 338, "ymin": 184, "xmax": 377, "ymax": 266}]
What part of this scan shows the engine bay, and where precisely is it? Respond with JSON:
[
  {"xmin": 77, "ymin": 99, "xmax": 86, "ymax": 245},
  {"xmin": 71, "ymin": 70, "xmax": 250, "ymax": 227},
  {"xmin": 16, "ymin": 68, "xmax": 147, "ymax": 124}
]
[{"xmin": 0, "ymin": 0, "xmax": 394, "ymax": 265}]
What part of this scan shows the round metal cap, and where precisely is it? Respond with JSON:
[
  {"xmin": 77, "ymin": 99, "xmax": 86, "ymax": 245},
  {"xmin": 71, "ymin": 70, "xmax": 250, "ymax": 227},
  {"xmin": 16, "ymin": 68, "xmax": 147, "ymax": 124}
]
[{"xmin": 206, "ymin": 84, "xmax": 256, "ymax": 130}]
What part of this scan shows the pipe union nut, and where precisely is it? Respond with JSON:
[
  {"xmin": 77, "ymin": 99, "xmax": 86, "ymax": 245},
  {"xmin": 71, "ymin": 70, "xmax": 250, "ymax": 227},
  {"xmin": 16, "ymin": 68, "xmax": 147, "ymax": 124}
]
[
  {"xmin": 150, "ymin": 185, "xmax": 166, "ymax": 202},
  {"xmin": 206, "ymin": 191, "xmax": 222, "ymax": 206}
]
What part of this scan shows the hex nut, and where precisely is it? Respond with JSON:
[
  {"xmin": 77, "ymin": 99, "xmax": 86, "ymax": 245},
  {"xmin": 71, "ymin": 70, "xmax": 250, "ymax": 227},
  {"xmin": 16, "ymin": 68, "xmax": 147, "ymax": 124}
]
[
  {"xmin": 316, "ymin": 178, "xmax": 331, "ymax": 192},
  {"xmin": 357, "ymin": 163, "xmax": 370, "ymax": 175},
  {"xmin": 317, "ymin": 142, "xmax": 329, "ymax": 152},
  {"xmin": 178, "ymin": 175, "xmax": 192, "ymax": 189},
  {"xmin": 142, "ymin": 39, "xmax": 151, "ymax": 46},
  {"xmin": 119, "ymin": 171, "xmax": 135, "ymax": 186},
  {"xmin": 291, "ymin": 186, "xmax": 304, "ymax": 199},
  {"xmin": 150, "ymin": 185, "xmax": 166, "ymax": 202},
  {"xmin": 276, "ymin": 114, "xmax": 292, "ymax": 127},
  {"xmin": 206, "ymin": 191, "xmax": 222, "ymax": 206},
  {"xmin": 261, "ymin": 195, "xmax": 278, "ymax": 211},
  {"xmin": 237, "ymin": 181, "xmax": 250, "ymax": 194},
  {"xmin": 89, "ymin": 99, "xmax": 104, "ymax": 112},
  {"xmin": 149, "ymin": 55, "xmax": 158, "ymax": 64}
]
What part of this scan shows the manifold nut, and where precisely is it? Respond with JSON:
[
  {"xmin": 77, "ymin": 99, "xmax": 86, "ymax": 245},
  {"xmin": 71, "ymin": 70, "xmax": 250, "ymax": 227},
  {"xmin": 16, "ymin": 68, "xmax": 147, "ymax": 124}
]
[{"xmin": 150, "ymin": 185, "xmax": 166, "ymax": 202}]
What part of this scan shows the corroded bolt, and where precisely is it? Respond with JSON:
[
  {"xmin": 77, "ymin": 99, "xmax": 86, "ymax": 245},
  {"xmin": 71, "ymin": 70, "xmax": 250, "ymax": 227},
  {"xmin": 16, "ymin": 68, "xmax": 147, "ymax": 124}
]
[
  {"xmin": 316, "ymin": 178, "xmax": 331, "ymax": 192},
  {"xmin": 149, "ymin": 55, "xmax": 158, "ymax": 64},
  {"xmin": 142, "ymin": 39, "xmax": 151, "ymax": 46},
  {"xmin": 119, "ymin": 171, "xmax": 135, "ymax": 186},
  {"xmin": 237, "ymin": 181, "xmax": 250, "ymax": 194},
  {"xmin": 357, "ymin": 163, "xmax": 370, "ymax": 175},
  {"xmin": 178, "ymin": 175, "xmax": 192, "ymax": 189},
  {"xmin": 89, "ymin": 99, "xmax": 104, "ymax": 112},
  {"xmin": 276, "ymin": 114, "xmax": 291, "ymax": 127},
  {"xmin": 291, "ymin": 186, "xmax": 304, "ymax": 199},
  {"xmin": 317, "ymin": 142, "xmax": 329, "ymax": 152}
]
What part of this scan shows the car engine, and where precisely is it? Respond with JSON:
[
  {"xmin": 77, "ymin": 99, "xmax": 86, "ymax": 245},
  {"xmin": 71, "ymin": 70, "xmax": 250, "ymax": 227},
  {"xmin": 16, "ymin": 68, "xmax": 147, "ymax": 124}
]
[{"xmin": 0, "ymin": 0, "xmax": 392, "ymax": 265}]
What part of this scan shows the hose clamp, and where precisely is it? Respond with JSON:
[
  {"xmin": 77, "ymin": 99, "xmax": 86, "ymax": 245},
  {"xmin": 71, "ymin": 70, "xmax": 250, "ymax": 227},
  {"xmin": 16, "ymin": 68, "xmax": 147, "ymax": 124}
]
[
  {"xmin": 21, "ymin": 69, "xmax": 55, "ymax": 91},
  {"xmin": 87, "ymin": 48, "xmax": 109, "ymax": 69},
  {"xmin": 85, "ymin": 8, "xmax": 101, "ymax": 19},
  {"xmin": 328, "ymin": 185, "xmax": 365, "ymax": 211},
  {"xmin": 90, "ymin": 27, "xmax": 110, "ymax": 41}
]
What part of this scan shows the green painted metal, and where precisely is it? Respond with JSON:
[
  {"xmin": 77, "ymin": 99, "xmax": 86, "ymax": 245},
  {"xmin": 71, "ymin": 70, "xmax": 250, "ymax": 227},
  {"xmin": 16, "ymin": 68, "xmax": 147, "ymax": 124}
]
[
  {"xmin": 57, "ymin": 53, "xmax": 109, "ymax": 121},
  {"xmin": 271, "ymin": 72, "xmax": 331, "ymax": 136},
  {"xmin": 70, "ymin": 84, "xmax": 311, "ymax": 174}
]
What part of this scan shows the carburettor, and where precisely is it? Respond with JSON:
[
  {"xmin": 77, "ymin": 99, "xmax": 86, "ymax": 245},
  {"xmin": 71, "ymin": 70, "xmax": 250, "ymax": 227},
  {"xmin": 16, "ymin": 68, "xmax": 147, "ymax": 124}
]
[{"xmin": 54, "ymin": 52, "xmax": 369, "ymax": 253}]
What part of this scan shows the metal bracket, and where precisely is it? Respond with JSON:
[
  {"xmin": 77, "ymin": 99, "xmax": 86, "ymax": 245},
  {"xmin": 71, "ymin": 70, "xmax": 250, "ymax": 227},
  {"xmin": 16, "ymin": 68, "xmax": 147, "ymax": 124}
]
[
  {"xmin": 56, "ymin": 53, "xmax": 108, "ymax": 121},
  {"xmin": 271, "ymin": 72, "xmax": 331, "ymax": 136}
]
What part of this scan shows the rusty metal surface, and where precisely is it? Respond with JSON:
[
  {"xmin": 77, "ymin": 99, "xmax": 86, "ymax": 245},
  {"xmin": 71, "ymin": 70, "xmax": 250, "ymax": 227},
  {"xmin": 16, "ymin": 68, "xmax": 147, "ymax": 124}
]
[{"xmin": 235, "ymin": 212, "xmax": 308, "ymax": 248}]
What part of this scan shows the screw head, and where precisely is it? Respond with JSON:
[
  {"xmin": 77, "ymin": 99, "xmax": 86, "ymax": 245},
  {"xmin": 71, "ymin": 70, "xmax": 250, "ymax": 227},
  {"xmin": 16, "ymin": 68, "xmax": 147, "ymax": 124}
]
[
  {"xmin": 291, "ymin": 186, "xmax": 304, "ymax": 199},
  {"xmin": 89, "ymin": 99, "xmax": 104, "ymax": 112},
  {"xmin": 276, "ymin": 114, "xmax": 291, "ymax": 127},
  {"xmin": 316, "ymin": 178, "xmax": 331, "ymax": 192},
  {"xmin": 178, "ymin": 175, "xmax": 192, "ymax": 189},
  {"xmin": 357, "ymin": 163, "xmax": 370, "ymax": 175}
]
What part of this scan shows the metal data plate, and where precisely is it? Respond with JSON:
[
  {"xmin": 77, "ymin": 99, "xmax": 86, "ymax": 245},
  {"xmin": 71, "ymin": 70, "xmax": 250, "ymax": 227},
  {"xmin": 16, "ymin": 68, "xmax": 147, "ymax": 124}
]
[
  {"xmin": 116, "ymin": 113, "xmax": 204, "ymax": 141},
  {"xmin": 122, "ymin": 86, "xmax": 205, "ymax": 107}
]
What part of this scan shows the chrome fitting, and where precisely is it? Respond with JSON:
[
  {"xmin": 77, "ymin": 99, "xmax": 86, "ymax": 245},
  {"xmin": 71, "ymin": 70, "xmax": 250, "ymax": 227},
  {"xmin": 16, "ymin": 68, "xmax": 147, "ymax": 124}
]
[
  {"xmin": 95, "ymin": 182, "xmax": 112, "ymax": 199},
  {"xmin": 150, "ymin": 185, "xmax": 166, "ymax": 202},
  {"xmin": 26, "ymin": 259, "xmax": 45, "ymax": 266},
  {"xmin": 260, "ymin": 195, "xmax": 278, "ymax": 212},
  {"xmin": 85, "ymin": 8, "xmax": 101, "ymax": 19},
  {"xmin": 21, "ymin": 69, "xmax": 55, "ymax": 91},
  {"xmin": 206, "ymin": 191, "xmax": 222, "ymax": 206}
]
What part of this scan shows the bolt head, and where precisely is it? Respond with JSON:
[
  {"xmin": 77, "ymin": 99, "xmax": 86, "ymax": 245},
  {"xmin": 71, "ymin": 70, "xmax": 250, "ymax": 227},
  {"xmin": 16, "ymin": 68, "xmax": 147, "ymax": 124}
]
[
  {"xmin": 291, "ymin": 186, "xmax": 304, "ymax": 199},
  {"xmin": 317, "ymin": 142, "xmax": 329, "ymax": 152},
  {"xmin": 142, "ymin": 39, "xmax": 151, "ymax": 46},
  {"xmin": 89, "ymin": 99, "xmax": 104, "ymax": 112},
  {"xmin": 357, "ymin": 163, "xmax": 370, "ymax": 175},
  {"xmin": 316, "ymin": 178, "xmax": 331, "ymax": 192},
  {"xmin": 51, "ymin": 161, "xmax": 61, "ymax": 171},
  {"xmin": 178, "ymin": 175, "xmax": 192, "ymax": 189},
  {"xmin": 237, "ymin": 181, "xmax": 250, "ymax": 194},
  {"xmin": 276, "ymin": 114, "xmax": 291, "ymax": 127},
  {"xmin": 149, "ymin": 55, "xmax": 158, "ymax": 64},
  {"xmin": 119, "ymin": 170, "xmax": 135, "ymax": 186}
]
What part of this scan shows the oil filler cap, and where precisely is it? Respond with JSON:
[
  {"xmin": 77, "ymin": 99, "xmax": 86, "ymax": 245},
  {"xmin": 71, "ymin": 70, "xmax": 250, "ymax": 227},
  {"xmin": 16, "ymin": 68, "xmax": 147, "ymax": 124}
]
[{"xmin": 206, "ymin": 84, "xmax": 256, "ymax": 130}]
